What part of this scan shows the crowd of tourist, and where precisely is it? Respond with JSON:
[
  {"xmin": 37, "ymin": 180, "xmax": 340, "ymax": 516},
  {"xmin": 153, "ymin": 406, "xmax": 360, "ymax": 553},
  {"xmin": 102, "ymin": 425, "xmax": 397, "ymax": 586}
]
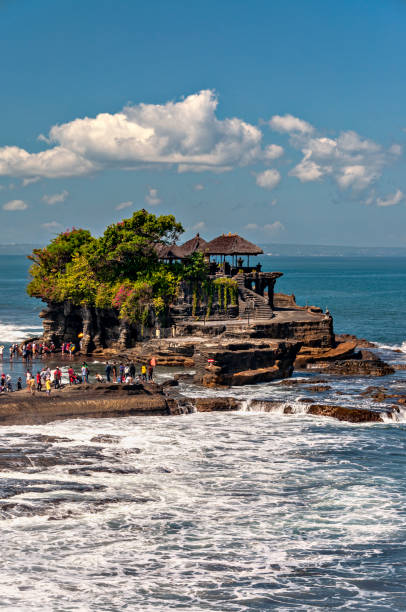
[{"xmin": 0, "ymin": 344, "xmax": 157, "ymax": 394}]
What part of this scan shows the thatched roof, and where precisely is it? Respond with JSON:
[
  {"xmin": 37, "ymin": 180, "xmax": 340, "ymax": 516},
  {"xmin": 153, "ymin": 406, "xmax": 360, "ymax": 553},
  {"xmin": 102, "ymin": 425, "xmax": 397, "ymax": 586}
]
[
  {"xmin": 155, "ymin": 243, "xmax": 184, "ymax": 260},
  {"xmin": 204, "ymin": 233, "xmax": 263, "ymax": 255},
  {"xmin": 179, "ymin": 233, "xmax": 208, "ymax": 257}
]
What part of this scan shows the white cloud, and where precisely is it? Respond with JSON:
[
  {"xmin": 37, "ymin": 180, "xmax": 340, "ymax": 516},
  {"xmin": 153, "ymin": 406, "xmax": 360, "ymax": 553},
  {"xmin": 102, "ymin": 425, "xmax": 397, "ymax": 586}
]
[
  {"xmin": 0, "ymin": 146, "xmax": 95, "ymax": 178},
  {"xmin": 376, "ymin": 189, "xmax": 404, "ymax": 207},
  {"xmin": 287, "ymin": 127, "xmax": 390, "ymax": 192},
  {"xmin": 256, "ymin": 168, "xmax": 281, "ymax": 190},
  {"xmin": 42, "ymin": 189, "xmax": 69, "ymax": 205},
  {"xmin": 264, "ymin": 144, "xmax": 284, "ymax": 160},
  {"xmin": 336, "ymin": 131, "xmax": 380, "ymax": 153},
  {"xmin": 389, "ymin": 144, "xmax": 402, "ymax": 156},
  {"xmin": 290, "ymin": 153, "xmax": 328, "ymax": 182},
  {"xmin": 3, "ymin": 199, "xmax": 28, "ymax": 211},
  {"xmin": 336, "ymin": 165, "xmax": 378, "ymax": 190},
  {"xmin": 264, "ymin": 221, "xmax": 285, "ymax": 233},
  {"xmin": 244, "ymin": 223, "xmax": 259, "ymax": 230},
  {"xmin": 42, "ymin": 221, "xmax": 62, "ymax": 230},
  {"xmin": 116, "ymin": 200, "xmax": 133, "ymax": 210},
  {"xmin": 191, "ymin": 221, "xmax": 206, "ymax": 231},
  {"xmin": 22, "ymin": 176, "xmax": 40, "ymax": 186},
  {"xmin": 269, "ymin": 114, "xmax": 314, "ymax": 135},
  {"xmin": 0, "ymin": 91, "xmax": 265, "ymax": 178},
  {"xmin": 194, "ymin": 183, "xmax": 204, "ymax": 191},
  {"xmin": 145, "ymin": 188, "xmax": 161, "ymax": 206}
]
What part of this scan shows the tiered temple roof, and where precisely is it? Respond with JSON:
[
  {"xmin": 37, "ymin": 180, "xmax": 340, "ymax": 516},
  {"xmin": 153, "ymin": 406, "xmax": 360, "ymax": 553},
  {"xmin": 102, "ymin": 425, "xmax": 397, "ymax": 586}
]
[
  {"xmin": 157, "ymin": 232, "xmax": 263, "ymax": 260},
  {"xmin": 204, "ymin": 233, "xmax": 263, "ymax": 255}
]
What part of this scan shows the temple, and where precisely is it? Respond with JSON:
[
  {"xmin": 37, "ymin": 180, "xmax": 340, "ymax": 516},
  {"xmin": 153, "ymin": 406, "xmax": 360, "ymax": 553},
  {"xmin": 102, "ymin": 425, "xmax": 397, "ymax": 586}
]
[
  {"xmin": 39, "ymin": 230, "xmax": 334, "ymax": 359},
  {"xmin": 160, "ymin": 232, "xmax": 283, "ymax": 321}
]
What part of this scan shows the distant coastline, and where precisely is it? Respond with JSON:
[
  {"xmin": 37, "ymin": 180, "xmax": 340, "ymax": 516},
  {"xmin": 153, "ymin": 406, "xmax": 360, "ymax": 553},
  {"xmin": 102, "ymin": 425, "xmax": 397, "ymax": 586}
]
[
  {"xmin": 2, "ymin": 242, "xmax": 406, "ymax": 257},
  {"xmin": 259, "ymin": 243, "xmax": 406, "ymax": 257}
]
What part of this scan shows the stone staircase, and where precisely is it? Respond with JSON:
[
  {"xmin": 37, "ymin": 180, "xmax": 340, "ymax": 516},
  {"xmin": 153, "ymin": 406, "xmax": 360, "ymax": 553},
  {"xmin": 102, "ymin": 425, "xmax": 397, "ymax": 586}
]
[{"xmin": 234, "ymin": 275, "xmax": 273, "ymax": 320}]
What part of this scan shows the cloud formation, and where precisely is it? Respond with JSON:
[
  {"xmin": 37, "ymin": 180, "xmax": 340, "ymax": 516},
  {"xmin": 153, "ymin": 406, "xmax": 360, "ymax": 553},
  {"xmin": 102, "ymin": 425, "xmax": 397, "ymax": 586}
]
[
  {"xmin": 145, "ymin": 188, "xmax": 161, "ymax": 206},
  {"xmin": 244, "ymin": 220, "xmax": 284, "ymax": 234},
  {"xmin": 256, "ymin": 169, "xmax": 281, "ymax": 190},
  {"xmin": 116, "ymin": 200, "xmax": 133, "ymax": 210},
  {"xmin": 376, "ymin": 189, "xmax": 404, "ymax": 207},
  {"xmin": 264, "ymin": 221, "xmax": 285, "ymax": 233},
  {"xmin": 42, "ymin": 190, "xmax": 69, "ymax": 204},
  {"xmin": 271, "ymin": 114, "xmax": 401, "ymax": 193},
  {"xmin": 3, "ymin": 199, "xmax": 28, "ymax": 211},
  {"xmin": 269, "ymin": 114, "xmax": 313, "ymax": 135},
  {"xmin": 0, "ymin": 91, "xmax": 274, "ymax": 178},
  {"xmin": 42, "ymin": 221, "xmax": 62, "ymax": 230}
]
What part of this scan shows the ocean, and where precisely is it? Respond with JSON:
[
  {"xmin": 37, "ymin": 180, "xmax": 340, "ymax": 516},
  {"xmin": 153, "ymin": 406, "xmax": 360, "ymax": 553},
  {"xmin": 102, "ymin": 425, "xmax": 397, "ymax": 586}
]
[{"xmin": 0, "ymin": 254, "xmax": 406, "ymax": 610}]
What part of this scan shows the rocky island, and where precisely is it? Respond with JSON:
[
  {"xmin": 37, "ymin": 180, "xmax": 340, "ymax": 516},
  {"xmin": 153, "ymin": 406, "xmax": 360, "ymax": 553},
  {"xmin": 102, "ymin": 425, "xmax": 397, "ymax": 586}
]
[{"xmin": 14, "ymin": 208, "xmax": 397, "ymax": 426}]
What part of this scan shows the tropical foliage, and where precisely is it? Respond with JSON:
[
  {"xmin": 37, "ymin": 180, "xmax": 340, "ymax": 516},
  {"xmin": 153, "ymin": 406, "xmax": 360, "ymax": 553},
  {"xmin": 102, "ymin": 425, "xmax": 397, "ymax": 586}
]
[{"xmin": 27, "ymin": 210, "xmax": 189, "ymax": 325}]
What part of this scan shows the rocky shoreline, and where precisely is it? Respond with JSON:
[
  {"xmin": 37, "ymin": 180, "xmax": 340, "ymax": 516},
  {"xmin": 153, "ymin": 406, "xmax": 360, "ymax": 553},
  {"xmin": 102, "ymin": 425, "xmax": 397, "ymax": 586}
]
[{"xmin": 0, "ymin": 376, "xmax": 401, "ymax": 426}]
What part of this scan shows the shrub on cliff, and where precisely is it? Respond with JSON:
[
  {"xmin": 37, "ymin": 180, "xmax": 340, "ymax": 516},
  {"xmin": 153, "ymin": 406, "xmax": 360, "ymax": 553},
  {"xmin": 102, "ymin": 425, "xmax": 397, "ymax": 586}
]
[{"xmin": 27, "ymin": 209, "xmax": 190, "ymax": 323}]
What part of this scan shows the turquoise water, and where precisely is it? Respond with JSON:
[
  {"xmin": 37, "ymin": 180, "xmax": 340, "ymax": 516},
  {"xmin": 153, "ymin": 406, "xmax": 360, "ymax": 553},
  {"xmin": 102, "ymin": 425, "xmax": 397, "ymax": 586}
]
[
  {"xmin": 1, "ymin": 254, "xmax": 406, "ymax": 345},
  {"xmin": 1, "ymin": 254, "xmax": 406, "ymax": 610},
  {"xmin": 260, "ymin": 256, "xmax": 406, "ymax": 345}
]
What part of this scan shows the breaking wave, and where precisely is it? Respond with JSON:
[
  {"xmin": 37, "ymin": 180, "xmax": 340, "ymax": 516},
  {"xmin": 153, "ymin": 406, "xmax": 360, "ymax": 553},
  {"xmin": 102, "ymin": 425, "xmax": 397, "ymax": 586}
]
[{"xmin": 0, "ymin": 322, "xmax": 43, "ymax": 343}]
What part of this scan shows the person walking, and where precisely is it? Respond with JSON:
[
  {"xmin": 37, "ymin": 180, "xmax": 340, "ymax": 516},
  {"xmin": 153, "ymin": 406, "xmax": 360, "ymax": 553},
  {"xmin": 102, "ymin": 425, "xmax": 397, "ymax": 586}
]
[
  {"xmin": 81, "ymin": 362, "xmax": 89, "ymax": 383},
  {"xmin": 141, "ymin": 364, "xmax": 147, "ymax": 382},
  {"xmin": 36, "ymin": 371, "xmax": 42, "ymax": 392},
  {"xmin": 54, "ymin": 367, "xmax": 62, "ymax": 389},
  {"xmin": 105, "ymin": 361, "xmax": 112, "ymax": 382},
  {"xmin": 68, "ymin": 366, "xmax": 75, "ymax": 385},
  {"xmin": 147, "ymin": 363, "xmax": 154, "ymax": 382},
  {"xmin": 45, "ymin": 378, "xmax": 52, "ymax": 397}
]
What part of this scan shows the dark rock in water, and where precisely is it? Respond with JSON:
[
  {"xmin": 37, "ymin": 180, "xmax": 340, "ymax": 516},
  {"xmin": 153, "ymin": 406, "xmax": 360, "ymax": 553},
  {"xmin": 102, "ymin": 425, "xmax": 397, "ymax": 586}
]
[
  {"xmin": 298, "ymin": 398, "xmax": 315, "ymax": 403},
  {"xmin": 90, "ymin": 434, "xmax": 121, "ymax": 444},
  {"xmin": 29, "ymin": 435, "xmax": 73, "ymax": 444},
  {"xmin": 68, "ymin": 466, "xmax": 142, "ymax": 475},
  {"xmin": 305, "ymin": 385, "xmax": 331, "ymax": 393},
  {"xmin": 317, "ymin": 354, "xmax": 395, "ymax": 377},
  {"xmin": 192, "ymin": 397, "xmax": 241, "ymax": 412},
  {"xmin": 173, "ymin": 373, "xmax": 195, "ymax": 383},
  {"xmin": 307, "ymin": 404, "xmax": 390, "ymax": 422},
  {"xmin": 161, "ymin": 379, "xmax": 179, "ymax": 388}
]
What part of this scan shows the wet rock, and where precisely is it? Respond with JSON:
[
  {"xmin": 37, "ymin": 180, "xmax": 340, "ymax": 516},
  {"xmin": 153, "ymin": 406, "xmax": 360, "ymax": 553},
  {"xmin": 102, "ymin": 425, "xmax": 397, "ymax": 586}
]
[
  {"xmin": 173, "ymin": 373, "xmax": 195, "ymax": 383},
  {"xmin": 160, "ymin": 379, "xmax": 179, "ymax": 388},
  {"xmin": 192, "ymin": 397, "xmax": 241, "ymax": 412},
  {"xmin": 304, "ymin": 385, "xmax": 331, "ymax": 393},
  {"xmin": 68, "ymin": 466, "xmax": 142, "ymax": 475},
  {"xmin": 318, "ymin": 355, "xmax": 395, "ymax": 377},
  {"xmin": 307, "ymin": 404, "xmax": 390, "ymax": 423},
  {"xmin": 90, "ymin": 434, "xmax": 122, "ymax": 444},
  {"xmin": 29, "ymin": 435, "xmax": 73, "ymax": 444}
]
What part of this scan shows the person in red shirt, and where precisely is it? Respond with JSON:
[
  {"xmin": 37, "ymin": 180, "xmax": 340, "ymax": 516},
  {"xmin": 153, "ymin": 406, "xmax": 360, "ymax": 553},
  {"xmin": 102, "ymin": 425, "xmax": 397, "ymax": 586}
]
[{"xmin": 68, "ymin": 367, "xmax": 75, "ymax": 385}]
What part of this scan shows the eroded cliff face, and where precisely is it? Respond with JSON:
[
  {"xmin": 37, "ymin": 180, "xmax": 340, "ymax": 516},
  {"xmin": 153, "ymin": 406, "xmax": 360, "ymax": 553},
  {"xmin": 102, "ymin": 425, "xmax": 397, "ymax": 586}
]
[
  {"xmin": 40, "ymin": 302, "xmax": 139, "ymax": 353},
  {"xmin": 193, "ymin": 339, "xmax": 301, "ymax": 387},
  {"xmin": 248, "ymin": 317, "xmax": 334, "ymax": 348}
]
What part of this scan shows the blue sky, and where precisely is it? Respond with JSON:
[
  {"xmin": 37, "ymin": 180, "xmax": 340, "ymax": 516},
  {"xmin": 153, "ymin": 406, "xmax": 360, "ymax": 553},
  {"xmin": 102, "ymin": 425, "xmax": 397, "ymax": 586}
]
[{"xmin": 1, "ymin": 0, "xmax": 406, "ymax": 246}]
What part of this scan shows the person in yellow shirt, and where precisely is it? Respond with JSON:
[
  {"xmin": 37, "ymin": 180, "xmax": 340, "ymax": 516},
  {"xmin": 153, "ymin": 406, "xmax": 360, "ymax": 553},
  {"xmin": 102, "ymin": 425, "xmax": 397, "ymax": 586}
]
[
  {"xmin": 45, "ymin": 378, "xmax": 52, "ymax": 396},
  {"xmin": 141, "ymin": 364, "xmax": 147, "ymax": 382}
]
